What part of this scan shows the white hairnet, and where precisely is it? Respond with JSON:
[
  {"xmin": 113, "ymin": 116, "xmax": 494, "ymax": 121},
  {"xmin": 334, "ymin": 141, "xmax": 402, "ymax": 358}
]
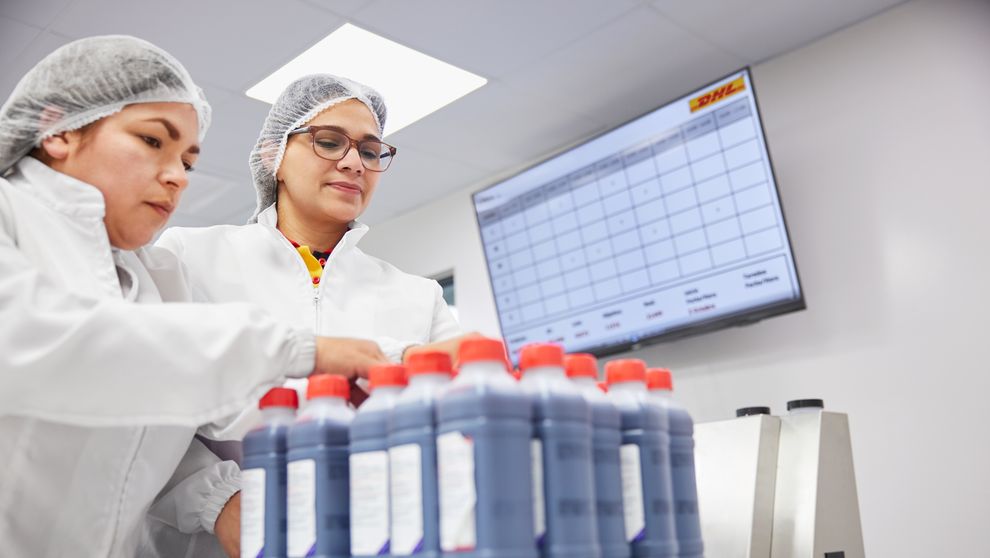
[
  {"xmin": 247, "ymin": 74, "xmax": 387, "ymax": 223},
  {"xmin": 0, "ymin": 35, "xmax": 211, "ymax": 175}
]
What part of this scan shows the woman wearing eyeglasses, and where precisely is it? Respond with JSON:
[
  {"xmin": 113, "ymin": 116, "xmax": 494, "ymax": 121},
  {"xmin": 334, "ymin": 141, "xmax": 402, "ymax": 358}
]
[{"xmin": 157, "ymin": 75, "xmax": 471, "ymax": 413}]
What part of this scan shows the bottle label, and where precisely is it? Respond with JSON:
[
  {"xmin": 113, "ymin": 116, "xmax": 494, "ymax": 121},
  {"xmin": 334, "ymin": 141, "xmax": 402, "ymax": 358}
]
[
  {"xmin": 350, "ymin": 450, "xmax": 391, "ymax": 555},
  {"xmin": 620, "ymin": 444, "xmax": 646, "ymax": 542},
  {"xmin": 532, "ymin": 438, "xmax": 546, "ymax": 546},
  {"xmin": 287, "ymin": 458, "xmax": 316, "ymax": 557},
  {"xmin": 437, "ymin": 431, "xmax": 477, "ymax": 551},
  {"xmin": 389, "ymin": 443, "xmax": 424, "ymax": 555},
  {"xmin": 240, "ymin": 467, "xmax": 265, "ymax": 558}
]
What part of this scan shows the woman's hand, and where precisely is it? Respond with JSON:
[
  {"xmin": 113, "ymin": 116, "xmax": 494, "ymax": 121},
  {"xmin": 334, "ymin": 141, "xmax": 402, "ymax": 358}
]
[
  {"xmin": 314, "ymin": 337, "xmax": 389, "ymax": 379},
  {"xmin": 214, "ymin": 491, "xmax": 240, "ymax": 558},
  {"xmin": 403, "ymin": 332, "xmax": 485, "ymax": 367}
]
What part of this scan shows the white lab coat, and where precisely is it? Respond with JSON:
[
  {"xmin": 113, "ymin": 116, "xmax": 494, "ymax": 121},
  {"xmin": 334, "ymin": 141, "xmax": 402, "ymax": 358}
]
[
  {"xmin": 156, "ymin": 204, "xmax": 462, "ymax": 440},
  {"xmin": 0, "ymin": 157, "xmax": 316, "ymax": 557},
  {"xmin": 158, "ymin": 202, "xmax": 461, "ymax": 356}
]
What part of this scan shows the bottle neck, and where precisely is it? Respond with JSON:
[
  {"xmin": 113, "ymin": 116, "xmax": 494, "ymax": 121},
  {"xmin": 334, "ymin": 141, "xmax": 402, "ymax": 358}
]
[
  {"xmin": 459, "ymin": 360, "xmax": 508, "ymax": 378},
  {"xmin": 260, "ymin": 406, "xmax": 296, "ymax": 425},
  {"xmin": 649, "ymin": 388, "xmax": 672, "ymax": 399},
  {"xmin": 520, "ymin": 365, "xmax": 566, "ymax": 379},
  {"xmin": 409, "ymin": 373, "xmax": 451, "ymax": 387},
  {"xmin": 369, "ymin": 385, "xmax": 405, "ymax": 398},
  {"xmin": 570, "ymin": 376, "xmax": 599, "ymax": 387},
  {"xmin": 609, "ymin": 381, "xmax": 647, "ymax": 393},
  {"xmin": 305, "ymin": 396, "xmax": 349, "ymax": 410}
]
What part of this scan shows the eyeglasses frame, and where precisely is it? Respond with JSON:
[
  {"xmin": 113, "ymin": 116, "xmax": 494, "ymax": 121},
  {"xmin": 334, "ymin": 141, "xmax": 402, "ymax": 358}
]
[{"xmin": 286, "ymin": 125, "xmax": 397, "ymax": 172}]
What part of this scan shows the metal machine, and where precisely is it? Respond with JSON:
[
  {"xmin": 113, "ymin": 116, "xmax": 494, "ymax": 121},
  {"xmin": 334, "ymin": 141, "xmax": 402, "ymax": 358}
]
[{"xmin": 694, "ymin": 401, "xmax": 865, "ymax": 558}]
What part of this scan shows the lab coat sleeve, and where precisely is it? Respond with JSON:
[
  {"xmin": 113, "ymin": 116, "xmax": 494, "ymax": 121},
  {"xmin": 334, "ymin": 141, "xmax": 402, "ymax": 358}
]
[
  {"xmin": 376, "ymin": 335, "xmax": 418, "ymax": 363},
  {"xmin": 428, "ymin": 279, "xmax": 464, "ymax": 342},
  {"xmin": 155, "ymin": 228, "xmax": 212, "ymax": 303},
  {"xmin": 374, "ymin": 281, "xmax": 465, "ymax": 362},
  {"xmin": 0, "ymin": 213, "xmax": 316, "ymax": 427},
  {"xmin": 148, "ymin": 437, "xmax": 240, "ymax": 534}
]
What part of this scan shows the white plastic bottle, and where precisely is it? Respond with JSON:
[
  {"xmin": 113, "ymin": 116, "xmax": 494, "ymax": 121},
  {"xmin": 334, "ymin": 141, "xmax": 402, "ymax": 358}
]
[{"xmin": 350, "ymin": 365, "xmax": 408, "ymax": 557}]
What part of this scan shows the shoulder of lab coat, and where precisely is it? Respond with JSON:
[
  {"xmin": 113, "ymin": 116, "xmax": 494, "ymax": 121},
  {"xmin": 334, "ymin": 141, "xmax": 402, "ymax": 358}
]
[
  {"xmin": 351, "ymin": 246, "xmax": 464, "ymax": 346},
  {"xmin": 158, "ymin": 221, "xmax": 465, "ymax": 360},
  {"xmin": 0, "ymin": 165, "xmax": 316, "ymax": 427}
]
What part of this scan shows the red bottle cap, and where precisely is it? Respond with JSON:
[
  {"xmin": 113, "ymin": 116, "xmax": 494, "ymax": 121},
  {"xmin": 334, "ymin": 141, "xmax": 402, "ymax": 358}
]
[
  {"xmin": 605, "ymin": 359, "xmax": 647, "ymax": 385},
  {"xmin": 564, "ymin": 353, "xmax": 599, "ymax": 379},
  {"xmin": 458, "ymin": 337, "xmax": 508, "ymax": 366},
  {"xmin": 259, "ymin": 387, "xmax": 298, "ymax": 409},
  {"xmin": 646, "ymin": 368, "xmax": 673, "ymax": 391},
  {"xmin": 406, "ymin": 351, "xmax": 453, "ymax": 376},
  {"xmin": 597, "ymin": 381, "xmax": 608, "ymax": 393},
  {"xmin": 369, "ymin": 364, "xmax": 408, "ymax": 389},
  {"xmin": 511, "ymin": 369, "xmax": 522, "ymax": 381},
  {"xmin": 307, "ymin": 374, "xmax": 349, "ymax": 400},
  {"xmin": 519, "ymin": 343, "xmax": 564, "ymax": 371}
]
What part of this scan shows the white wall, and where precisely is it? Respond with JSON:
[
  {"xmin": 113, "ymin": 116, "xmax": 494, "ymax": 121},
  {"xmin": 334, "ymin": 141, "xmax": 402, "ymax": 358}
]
[{"xmin": 361, "ymin": 1, "xmax": 990, "ymax": 555}]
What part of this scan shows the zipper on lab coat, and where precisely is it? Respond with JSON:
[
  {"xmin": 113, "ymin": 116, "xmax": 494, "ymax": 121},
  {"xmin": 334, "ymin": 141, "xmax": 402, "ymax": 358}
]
[
  {"xmin": 313, "ymin": 287, "xmax": 321, "ymax": 332},
  {"xmin": 275, "ymin": 232, "xmax": 326, "ymax": 333}
]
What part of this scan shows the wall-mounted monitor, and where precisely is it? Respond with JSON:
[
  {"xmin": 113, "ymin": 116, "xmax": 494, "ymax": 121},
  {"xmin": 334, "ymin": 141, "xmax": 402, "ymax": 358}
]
[{"xmin": 473, "ymin": 68, "xmax": 805, "ymax": 362}]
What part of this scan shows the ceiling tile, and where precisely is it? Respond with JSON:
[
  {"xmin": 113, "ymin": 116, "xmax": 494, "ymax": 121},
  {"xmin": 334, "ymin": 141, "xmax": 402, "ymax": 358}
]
[
  {"xmin": 46, "ymin": 0, "xmax": 348, "ymax": 92},
  {"xmin": 195, "ymin": 84, "xmax": 271, "ymax": 177},
  {"xmin": 170, "ymin": 169, "xmax": 255, "ymax": 228},
  {"xmin": 0, "ymin": 0, "xmax": 72, "ymax": 28},
  {"xmin": 503, "ymin": 6, "xmax": 745, "ymax": 130},
  {"xmin": 652, "ymin": 0, "xmax": 907, "ymax": 62},
  {"xmin": 0, "ymin": 17, "xmax": 43, "ymax": 77},
  {"xmin": 301, "ymin": 0, "xmax": 380, "ymax": 18},
  {"xmin": 348, "ymin": 0, "xmax": 643, "ymax": 79},
  {"xmin": 388, "ymin": 79, "xmax": 602, "ymax": 177},
  {"xmin": 175, "ymin": 169, "xmax": 242, "ymax": 216},
  {"xmin": 0, "ymin": 30, "xmax": 73, "ymax": 100}
]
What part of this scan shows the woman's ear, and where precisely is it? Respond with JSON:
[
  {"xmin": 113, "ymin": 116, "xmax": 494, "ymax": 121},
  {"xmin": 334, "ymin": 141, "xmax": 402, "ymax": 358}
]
[
  {"xmin": 40, "ymin": 126, "xmax": 89, "ymax": 162},
  {"xmin": 38, "ymin": 132, "xmax": 75, "ymax": 162}
]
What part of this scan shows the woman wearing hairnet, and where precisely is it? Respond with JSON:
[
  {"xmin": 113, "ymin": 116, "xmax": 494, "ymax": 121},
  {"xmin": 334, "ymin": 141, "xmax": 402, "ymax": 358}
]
[
  {"xmin": 0, "ymin": 37, "xmax": 385, "ymax": 557},
  {"xmin": 158, "ymin": 75, "xmax": 476, "ymax": 403}
]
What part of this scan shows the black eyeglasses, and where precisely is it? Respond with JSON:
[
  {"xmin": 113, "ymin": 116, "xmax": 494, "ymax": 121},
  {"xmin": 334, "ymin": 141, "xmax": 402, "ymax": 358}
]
[{"xmin": 287, "ymin": 126, "xmax": 397, "ymax": 172}]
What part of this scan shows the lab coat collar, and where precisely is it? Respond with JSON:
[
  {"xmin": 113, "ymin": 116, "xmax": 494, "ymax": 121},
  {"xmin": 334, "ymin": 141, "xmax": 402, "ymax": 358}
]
[
  {"xmin": 9, "ymin": 156, "xmax": 106, "ymax": 219},
  {"xmin": 256, "ymin": 202, "xmax": 370, "ymax": 257}
]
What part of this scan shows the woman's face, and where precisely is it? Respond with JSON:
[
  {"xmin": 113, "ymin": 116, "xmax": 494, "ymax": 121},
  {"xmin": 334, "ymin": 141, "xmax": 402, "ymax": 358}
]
[
  {"xmin": 43, "ymin": 102, "xmax": 200, "ymax": 250},
  {"xmin": 276, "ymin": 99, "xmax": 382, "ymax": 227}
]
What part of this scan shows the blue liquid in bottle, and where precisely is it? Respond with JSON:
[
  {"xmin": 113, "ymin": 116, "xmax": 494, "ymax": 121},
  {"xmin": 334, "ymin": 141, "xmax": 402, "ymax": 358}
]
[
  {"xmin": 387, "ymin": 351, "xmax": 454, "ymax": 558},
  {"xmin": 565, "ymin": 354, "xmax": 630, "ymax": 558},
  {"xmin": 436, "ymin": 337, "xmax": 537, "ymax": 558},
  {"xmin": 647, "ymin": 369, "xmax": 703, "ymax": 558},
  {"xmin": 518, "ymin": 344, "xmax": 601, "ymax": 558},
  {"xmin": 242, "ymin": 387, "xmax": 298, "ymax": 558},
  {"xmin": 286, "ymin": 375, "xmax": 355, "ymax": 558},
  {"xmin": 350, "ymin": 365, "xmax": 407, "ymax": 557},
  {"xmin": 606, "ymin": 360, "xmax": 678, "ymax": 558}
]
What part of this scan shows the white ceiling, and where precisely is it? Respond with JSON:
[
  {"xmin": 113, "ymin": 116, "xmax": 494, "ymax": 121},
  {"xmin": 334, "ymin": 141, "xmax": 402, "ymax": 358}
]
[{"xmin": 0, "ymin": 0, "xmax": 906, "ymax": 227}]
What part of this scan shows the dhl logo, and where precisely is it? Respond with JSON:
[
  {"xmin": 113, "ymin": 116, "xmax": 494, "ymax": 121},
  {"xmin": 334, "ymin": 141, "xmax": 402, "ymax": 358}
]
[{"xmin": 689, "ymin": 77, "xmax": 746, "ymax": 112}]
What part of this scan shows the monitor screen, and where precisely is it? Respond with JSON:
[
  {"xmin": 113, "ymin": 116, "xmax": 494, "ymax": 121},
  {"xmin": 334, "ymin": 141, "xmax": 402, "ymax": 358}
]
[{"xmin": 472, "ymin": 68, "xmax": 805, "ymax": 362}]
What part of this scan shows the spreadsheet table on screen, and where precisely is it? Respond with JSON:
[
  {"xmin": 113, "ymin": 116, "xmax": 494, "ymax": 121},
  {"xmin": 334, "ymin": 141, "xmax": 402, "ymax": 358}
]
[{"xmin": 474, "ymin": 70, "xmax": 802, "ymax": 359}]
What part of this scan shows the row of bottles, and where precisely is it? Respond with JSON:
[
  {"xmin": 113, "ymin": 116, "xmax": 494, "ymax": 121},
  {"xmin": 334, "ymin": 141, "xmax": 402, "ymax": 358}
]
[{"xmin": 241, "ymin": 337, "xmax": 703, "ymax": 558}]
